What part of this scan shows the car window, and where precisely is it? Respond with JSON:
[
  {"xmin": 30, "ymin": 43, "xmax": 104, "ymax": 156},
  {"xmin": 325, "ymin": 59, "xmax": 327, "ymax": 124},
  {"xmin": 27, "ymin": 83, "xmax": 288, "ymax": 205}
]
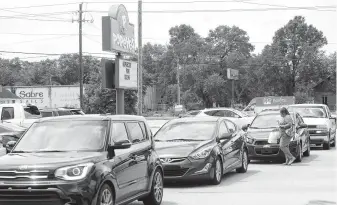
[
  {"xmin": 225, "ymin": 120, "xmax": 237, "ymax": 133},
  {"xmin": 126, "ymin": 122, "xmax": 145, "ymax": 143},
  {"xmin": 189, "ymin": 111, "xmax": 200, "ymax": 116},
  {"xmin": 213, "ymin": 110, "xmax": 224, "ymax": 117},
  {"xmin": 204, "ymin": 110, "xmax": 218, "ymax": 116},
  {"xmin": 139, "ymin": 122, "xmax": 148, "ymax": 139},
  {"xmin": 111, "ymin": 122, "xmax": 129, "ymax": 143},
  {"xmin": 41, "ymin": 112, "xmax": 53, "ymax": 118},
  {"xmin": 58, "ymin": 110, "xmax": 72, "ymax": 116},
  {"xmin": 218, "ymin": 121, "xmax": 229, "ymax": 136},
  {"xmin": 1, "ymin": 107, "xmax": 14, "ymax": 120}
]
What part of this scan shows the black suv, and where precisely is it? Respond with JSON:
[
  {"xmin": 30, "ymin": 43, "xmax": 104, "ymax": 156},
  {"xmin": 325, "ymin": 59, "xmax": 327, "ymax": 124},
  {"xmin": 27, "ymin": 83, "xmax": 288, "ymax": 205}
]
[{"xmin": 0, "ymin": 115, "xmax": 164, "ymax": 205}]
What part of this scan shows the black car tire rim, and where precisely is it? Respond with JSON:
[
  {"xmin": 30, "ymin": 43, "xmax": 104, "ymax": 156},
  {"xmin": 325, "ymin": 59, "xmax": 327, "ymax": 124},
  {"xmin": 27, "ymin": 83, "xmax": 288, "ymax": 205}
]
[
  {"xmin": 100, "ymin": 188, "xmax": 113, "ymax": 205},
  {"xmin": 243, "ymin": 151, "xmax": 248, "ymax": 170},
  {"xmin": 154, "ymin": 171, "xmax": 163, "ymax": 203},
  {"xmin": 215, "ymin": 159, "xmax": 222, "ymax": 182}
]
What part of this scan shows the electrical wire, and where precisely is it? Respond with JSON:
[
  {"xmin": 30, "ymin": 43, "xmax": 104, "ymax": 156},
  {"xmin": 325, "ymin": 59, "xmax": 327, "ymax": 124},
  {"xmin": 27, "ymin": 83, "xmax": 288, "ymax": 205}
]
[
  {"xmin": 0, "ymin": 2, "xmax": 79, "ymax": 10},
  {"xmin": 0, "ymin": 16, "xmax": 72, "ymax": 22},
  {"xmin": 0, "ymin": 32, "xmax": 78, "ymax": 36},
  {"xmin": 0, "ymin": 35, "xmax": 75, "ymax": 47},
  {"xmin": 0, "ymin": 10, "xmax": 75, "ymax": 21}
]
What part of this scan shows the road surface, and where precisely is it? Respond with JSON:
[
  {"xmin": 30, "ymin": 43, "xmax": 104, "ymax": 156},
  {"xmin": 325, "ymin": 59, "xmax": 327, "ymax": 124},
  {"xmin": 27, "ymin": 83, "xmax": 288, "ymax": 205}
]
[{"xmin": 131, "ymin": 146, "xmax": 336, "ymax": 205}]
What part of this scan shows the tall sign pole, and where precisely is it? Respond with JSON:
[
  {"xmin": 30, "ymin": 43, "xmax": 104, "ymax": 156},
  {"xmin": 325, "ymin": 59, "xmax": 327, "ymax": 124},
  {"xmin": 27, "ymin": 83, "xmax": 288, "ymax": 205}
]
[
  {"xmin": 102, "ymin": 4, "xmax": 137, "ymax": 115},
  {"xmin": 137, "ymin": 0, "xmax": 143, "ymax": 115},
  {"xmin": 177, "ymin": 62, "xmax": 181, "ymax": 105},
  {"xmin": 227, "ymin": 68, "xmax": 239, "ymax": 108}
]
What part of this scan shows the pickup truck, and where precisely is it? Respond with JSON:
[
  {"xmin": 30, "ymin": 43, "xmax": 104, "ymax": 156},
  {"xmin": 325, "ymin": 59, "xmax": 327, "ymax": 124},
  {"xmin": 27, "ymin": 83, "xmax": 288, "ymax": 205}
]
[
  {"xmin": 288, "ymin": 104, "xmax": 336, "ymax": 150},
  {"xmin": 0, "ymin": 104, "xmax": 41, "ymax": 128}
]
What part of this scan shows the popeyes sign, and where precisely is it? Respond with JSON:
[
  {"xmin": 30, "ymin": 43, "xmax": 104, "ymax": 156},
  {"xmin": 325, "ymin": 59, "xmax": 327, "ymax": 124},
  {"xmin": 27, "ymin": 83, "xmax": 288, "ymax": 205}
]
[{"xmin": 102, "ymin": 4, "xmax": 136, "ymax": 55}]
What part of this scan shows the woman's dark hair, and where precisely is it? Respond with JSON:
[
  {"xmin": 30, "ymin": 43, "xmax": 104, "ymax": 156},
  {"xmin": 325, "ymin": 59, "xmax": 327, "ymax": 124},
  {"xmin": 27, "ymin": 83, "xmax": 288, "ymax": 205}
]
[{"xmin": 280, "ymin": 107, "xmax": 290, "ymax": 115}]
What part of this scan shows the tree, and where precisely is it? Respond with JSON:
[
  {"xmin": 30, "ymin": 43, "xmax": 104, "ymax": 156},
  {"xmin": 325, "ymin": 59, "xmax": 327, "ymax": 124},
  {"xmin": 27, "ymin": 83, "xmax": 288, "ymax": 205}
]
[{"xmin": 268, "ymin": 16, "xmax": 327, "ymax": 95}]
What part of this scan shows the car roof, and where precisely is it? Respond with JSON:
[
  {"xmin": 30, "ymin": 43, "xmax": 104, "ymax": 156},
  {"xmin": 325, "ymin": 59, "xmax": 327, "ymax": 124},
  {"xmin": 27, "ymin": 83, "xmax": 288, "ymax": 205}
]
[
  {"xmin": 288, "ymin": 104, "xmax": 326, "ymax": 107},
  {"xmin": 202, "ymin": 107, "xmax": 240, "ymax": 112},
  {"xmin": 146, "ymin": 117, "xmax": 176, "ymax": 120},
  {"xmin": 167, "ymin": 116, "xmax": 222, "ymax": 123},
  {"xmin": 37, "ymin": 114, "xmax": 146, "ymax": 122},
  {"xmin": 258, "ymin": 111, "xmax": 295, "ymax": 116}
]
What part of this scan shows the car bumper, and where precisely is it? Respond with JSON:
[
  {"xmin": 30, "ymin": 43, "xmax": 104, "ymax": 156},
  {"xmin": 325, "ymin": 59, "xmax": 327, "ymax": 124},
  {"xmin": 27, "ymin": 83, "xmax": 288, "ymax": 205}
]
[
  {"xmin": 309, "ymin": 134, "xmax": 329, "ymax": 144},
  {"xmin": 162, "ymin": 156, "xmax": 215, "ymax": 182},
  {"xmin": 247, "ymin": 142, "xmax": 298, "ymax": 160},
  {"xmin": 0, "ymin": 179, "xmax": 96, "ymax": 205}
]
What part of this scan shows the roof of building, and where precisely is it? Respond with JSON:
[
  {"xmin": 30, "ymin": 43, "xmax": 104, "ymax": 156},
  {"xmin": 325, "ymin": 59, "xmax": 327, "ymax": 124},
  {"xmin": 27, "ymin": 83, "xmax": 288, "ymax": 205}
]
[
  {"xmin": 0, "ymin": 89, "xmax": 20, "ymax": 99},
  {"xmin": 313, "ymin": 72, "xmax": 336, "ymax": 89}
]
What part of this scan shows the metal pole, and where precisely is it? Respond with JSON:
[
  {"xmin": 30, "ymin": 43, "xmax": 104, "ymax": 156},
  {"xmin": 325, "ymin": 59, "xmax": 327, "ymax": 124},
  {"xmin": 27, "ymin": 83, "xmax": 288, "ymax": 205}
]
[
  {"xmin": 137, "ymin": 0, "xmax": 143, "ymax": 115},
  {"xmin": 177, "ymin": 63, "xmax": 181, "ymax": 105},
  {"xmin": 115, "ymin": 53, "xmax": 125, "ymax": 114},
  {"xmin": 231, "ymin": 79, "xmax": 234, "ymax": 108},
  {"xmin": 79, "ymin": 3, "xmax": 84, "ymax": 109}
]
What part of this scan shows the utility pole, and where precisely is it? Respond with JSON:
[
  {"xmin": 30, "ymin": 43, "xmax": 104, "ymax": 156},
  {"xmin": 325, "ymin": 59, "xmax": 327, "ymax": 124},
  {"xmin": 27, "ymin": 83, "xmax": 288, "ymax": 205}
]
[
  {"xmin": 231, "ymin": 79, "xmax": 235, "ymax": 108},
  {"xmin": 79, "ymin": 3, "xmax": 84, "ymax": 109},
  {"xmin": 177, "ymin": 62, "xmax": 181, "ymax": 105},
  {"xmin": 137, "ymin": 0, "xmax": 143, "ymax": 115}
]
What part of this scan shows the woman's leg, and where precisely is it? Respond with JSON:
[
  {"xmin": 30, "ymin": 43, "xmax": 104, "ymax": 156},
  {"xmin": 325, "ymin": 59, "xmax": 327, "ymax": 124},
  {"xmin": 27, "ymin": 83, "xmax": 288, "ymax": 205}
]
[{"xmin": 280, "ymin": 137, "xmax": 294, "ymax": 164}]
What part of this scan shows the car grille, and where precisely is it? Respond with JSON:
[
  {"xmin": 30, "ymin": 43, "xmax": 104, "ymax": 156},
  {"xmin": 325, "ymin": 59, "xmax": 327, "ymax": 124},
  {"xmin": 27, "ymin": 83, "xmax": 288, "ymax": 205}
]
[
  {"xmin": 255, "ymin": 147, "xmax": 279, "ymax": 155},
  {"xmin": 255, "ymin": 139, "xmax": 280, "ymax": 145},
  {"xmin": 160, "ymin": 158, "xmax": 186, "ymax": 164},
  {"xmin": 0, "ymin": 187, "xmax": 63, "ymax": 205},
  {"xmin": 164, "ymin": 167, "xmax": 189, "ymax": 177},
  {"xmin": 307, "ymin": 125, "xmax": 317, "ymax": 129},
  {"xmin": 0, "ymin": 170, "xmax": 50, "ymax": 180}
]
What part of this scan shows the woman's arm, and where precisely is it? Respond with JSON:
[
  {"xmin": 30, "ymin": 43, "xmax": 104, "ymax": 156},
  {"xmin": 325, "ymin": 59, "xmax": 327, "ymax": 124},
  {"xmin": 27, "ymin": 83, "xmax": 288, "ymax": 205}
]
[{"xmin": 279, "ymin": 116, "xmax": 293, "ymax": 129}]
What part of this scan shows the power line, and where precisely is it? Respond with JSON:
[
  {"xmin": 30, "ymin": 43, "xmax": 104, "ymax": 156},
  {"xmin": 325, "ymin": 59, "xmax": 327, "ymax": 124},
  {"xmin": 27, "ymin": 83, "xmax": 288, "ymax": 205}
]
[
  {"xmin": 0, "ymin": 32, "xmax": 78, "ymax": 36},
  {"xmin": 0, "ymin": 35, "xmax": 75, "ymax": 47},
  {"xmin": 0, "ymin": 16, "xmax": 72, "ymax": 22},
  {"xmin": 0, "ymin": 2, "xmax": 79, "ymax": 10},
  {"xmin": 86, "ymin": 6, "xmax": 336, "ymax": 14},
  {"xmin": 0, "ymin": 10, "xmax": 75, "ymax": 21}
]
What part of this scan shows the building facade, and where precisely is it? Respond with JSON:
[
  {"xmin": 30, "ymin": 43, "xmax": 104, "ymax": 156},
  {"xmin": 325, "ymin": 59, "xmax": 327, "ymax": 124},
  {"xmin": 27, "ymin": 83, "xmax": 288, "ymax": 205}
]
[{"xmin": 313, "ymin": 72, "xmax": 336, "ymax": 111}]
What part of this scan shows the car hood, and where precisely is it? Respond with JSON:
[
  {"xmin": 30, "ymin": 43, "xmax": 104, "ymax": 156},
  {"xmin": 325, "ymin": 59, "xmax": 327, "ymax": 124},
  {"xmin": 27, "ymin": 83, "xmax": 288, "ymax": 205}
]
[
  {"xmin": 302, "ymin": 118, "xmax": 330, "ymax": 126},
  {"xmin": 0, "ymin": 151, "xmax": 106, "ymax": 170},
  {"xmin": 155, "ymin": 140, "xmax": 211, "ymax": 158},
  {"xmin": 247, "ymin": 128, "xmax": 276, "ymax": 139}
]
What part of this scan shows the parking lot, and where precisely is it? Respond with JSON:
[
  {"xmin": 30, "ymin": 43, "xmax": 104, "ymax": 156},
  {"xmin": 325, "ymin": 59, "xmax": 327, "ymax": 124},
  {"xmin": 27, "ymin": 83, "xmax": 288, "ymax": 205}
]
[{"xmin": 131, "ymin": 147, "xmax": 336, "ymax": 205}]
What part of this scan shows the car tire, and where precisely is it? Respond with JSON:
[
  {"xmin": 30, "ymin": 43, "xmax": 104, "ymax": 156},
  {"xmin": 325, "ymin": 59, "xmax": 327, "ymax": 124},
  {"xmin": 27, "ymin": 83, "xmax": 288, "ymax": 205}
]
[
  {"xmin": 331, "ymin": 134, "xmax": 336, "ymax": 148},
  {"xmin": 303, "ymin": 140, "xmax": 310, "ymax": 157},
  {"xmin": 97, "ymin": 184, "xmax": 115, "ymax": 205},
  {"xmin": 236, "ymin": 149, "xmax": 248, "ymax": 173},
  {"xmin": 210, "ymin": 156, "xmax": 223, "ymax": 185},
  {"xmin": 143, "ymin": 169, "xmax": 164, "ymax": 205},
  {"xmin": 295, "ymin": 142, "xmax": 302, "ymax": 162}
]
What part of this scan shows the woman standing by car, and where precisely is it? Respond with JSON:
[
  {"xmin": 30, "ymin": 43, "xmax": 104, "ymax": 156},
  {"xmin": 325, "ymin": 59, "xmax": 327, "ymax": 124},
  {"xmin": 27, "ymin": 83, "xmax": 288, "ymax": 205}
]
[{"xmin": 279, "ymin": 107, "xmax": 296, "ymax": 165}]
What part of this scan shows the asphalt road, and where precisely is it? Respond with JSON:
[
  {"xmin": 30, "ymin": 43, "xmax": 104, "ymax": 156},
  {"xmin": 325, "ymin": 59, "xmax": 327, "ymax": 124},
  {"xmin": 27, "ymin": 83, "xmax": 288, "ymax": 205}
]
[{"xmin": 131, "ymin": 146, "xmax": 336, "ymax": 205}]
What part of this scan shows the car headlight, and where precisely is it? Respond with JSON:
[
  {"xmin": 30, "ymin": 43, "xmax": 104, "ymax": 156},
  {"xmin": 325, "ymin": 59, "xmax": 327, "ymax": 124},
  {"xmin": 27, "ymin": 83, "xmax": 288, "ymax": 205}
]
[
  {"xmin": 55, "ymin": 163, "xmax": 94, "ymax": 181},
  {"xmin": 189, "ymin": 146, "xmax": 213, "ymax": 160},
  {"xmin": 245, "ymin": 136, "xmax": 254, "ymax": 144}
]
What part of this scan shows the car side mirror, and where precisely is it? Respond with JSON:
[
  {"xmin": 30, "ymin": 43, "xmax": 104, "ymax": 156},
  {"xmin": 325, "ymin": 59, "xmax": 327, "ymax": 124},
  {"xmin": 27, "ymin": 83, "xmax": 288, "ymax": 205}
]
[
  {"xmin": 219, "ymin": 133, "xmax": 232, "ymax": 140},
  {"xmin": 109, "ymin": 140, "xmax": 132, "ymax": 150},
  {"xmin": 330, "ymin": 117, "xmax": 336, "ymax": 124},
  {"xmin": 6, "ymin": 140, "xmax": 17, "ymax": 150},
  {"xmin": 229, "ymin": 128, "xmax": 235, "ymax": 133},
  {"xmin": 242, "ymin": 124, "xmax": 250, "ymax": 131}
]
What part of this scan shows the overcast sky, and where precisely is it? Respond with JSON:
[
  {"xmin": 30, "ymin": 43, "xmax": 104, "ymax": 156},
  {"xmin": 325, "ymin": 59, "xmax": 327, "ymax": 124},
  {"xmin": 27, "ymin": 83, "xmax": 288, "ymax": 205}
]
[{"xmin": 0, "ymin": 0, "xmax": 336, "ymax": 61}]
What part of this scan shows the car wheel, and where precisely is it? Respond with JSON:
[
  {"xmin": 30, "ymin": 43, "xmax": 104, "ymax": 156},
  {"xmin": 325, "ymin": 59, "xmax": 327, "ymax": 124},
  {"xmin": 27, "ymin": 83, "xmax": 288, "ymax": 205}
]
[
  {"xmin": 210, "ymin": 156, "xmax": 223, "ymax": 185},
  {"xmin": 295, "ymin": 142, "xmax": 302, "ymax": 162},
  {"xmin": 303, "ymin": 139, "xmax": 310, "ymax": 157},
  {"xmin": 323, "ymin": 133, "xmax": 331, "ymax": 150},
  {"xmin": 331, "ymin": 134, "xmax": 336, "ymax": 148},
  {"xmin": 97, "ymin": 184, "xmax": 114, "ymax": 205},
  {"xmin": 236, "ymin": 149, "xmax": 248, "ymax": 173},
  {"xmin": 143, "ymin": 169, "xmax": 163, "ymax": 205}
]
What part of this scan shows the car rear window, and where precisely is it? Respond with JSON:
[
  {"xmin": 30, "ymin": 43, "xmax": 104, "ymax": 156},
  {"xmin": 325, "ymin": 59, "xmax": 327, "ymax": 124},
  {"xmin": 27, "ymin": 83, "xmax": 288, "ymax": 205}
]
[{"xmin": 41, "ymin": 112, "xmax": 53, "ymax": 118}]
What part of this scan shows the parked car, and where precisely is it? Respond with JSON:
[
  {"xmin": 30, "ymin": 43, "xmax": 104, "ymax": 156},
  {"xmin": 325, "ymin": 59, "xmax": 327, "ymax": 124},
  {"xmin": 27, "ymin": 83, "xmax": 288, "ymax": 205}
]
[
  {"xmin": 0, "ymin": 122, "xmax": 26, "ymax": 155},
  {"xmin": 288, "ymin": 104, "xmax": 336, "ymax": 150},
  {"xmin": 196, "ymin": 107, "xmax": 254, "ymax": 128},
  {"xmin": 0, "ymin": 115, "xmax": 163, "ymax": 205},
  {"xmin": 178, "ymin": 110, "xmax": 201, "ymax": 118},
  {"xmin": 40, "ymin": 108, "xmax": 73, "ymax": 117},
  {"xmin": 154, "ymin": 117, "xmax": 249, "ymax": 185},
  {"xmin": 245, "ymin": 110, "xmax": 310, "ymax": 162},
  {"xmin": 0, "ymin": 103, "xmax": 41, "ymax": 128},
  {"xmin": 59, "ymin": 107, "xmax": 85, "ymax": 115}
]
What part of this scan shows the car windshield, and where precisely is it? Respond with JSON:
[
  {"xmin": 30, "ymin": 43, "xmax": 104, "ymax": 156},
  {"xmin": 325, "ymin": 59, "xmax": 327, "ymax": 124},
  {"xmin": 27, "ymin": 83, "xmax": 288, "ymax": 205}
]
[
  {"xmin": 288, "ymin": 106, "xmax": 327, "ymax": 118},
  {"xmin": 147, "ymin": 120, "xmax": 169, "ymax": 134},
  {"xmin": 13, "ymin": 120, "xmax": 108, "ymax": 152},
  {"xmin": 250, "ymin": 114, "xmax": 283, "ymax": 129},
  {"xmin": 41, "ymin": 111, "xmax": 53, "ymax": 118},
  {"xmin": 155, "ymin": 121, "xmax": 216, "ymax": 141}
]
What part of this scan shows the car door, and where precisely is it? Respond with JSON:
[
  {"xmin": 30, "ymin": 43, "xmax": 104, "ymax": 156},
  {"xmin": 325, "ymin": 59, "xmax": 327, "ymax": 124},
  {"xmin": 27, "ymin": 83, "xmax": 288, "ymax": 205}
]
[
  {"xmin": 125, "ymin": 121, "xmax": 151, "ymax": 192},
  {"xmin": 218, "ymin": 120, "xmax": 236, "ymax": 170},
  {"xmin": 110, "ymin": 121, "xmax": 140, "ymax": 202},
  {"xmin": 224, "ymin": 119, "xmax": 243, "ymax": 165},
  {"xmin": 296, "ymin": 114, "xmax": 309, "ymax": 152}
]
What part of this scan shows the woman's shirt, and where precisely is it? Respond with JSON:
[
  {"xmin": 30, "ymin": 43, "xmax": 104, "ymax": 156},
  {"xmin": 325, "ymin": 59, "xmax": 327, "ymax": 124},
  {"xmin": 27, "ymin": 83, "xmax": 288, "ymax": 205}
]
[{"xmin": 280, "ymin": 115, "xmax": 293, "ymax": 138}]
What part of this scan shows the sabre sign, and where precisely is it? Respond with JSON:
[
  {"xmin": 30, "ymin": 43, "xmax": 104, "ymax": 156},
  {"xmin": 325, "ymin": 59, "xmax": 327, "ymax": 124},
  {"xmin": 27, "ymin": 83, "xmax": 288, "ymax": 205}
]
[{"xmin": 102, "ymin": 4, "xmax": 136, "ymax": 55}]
